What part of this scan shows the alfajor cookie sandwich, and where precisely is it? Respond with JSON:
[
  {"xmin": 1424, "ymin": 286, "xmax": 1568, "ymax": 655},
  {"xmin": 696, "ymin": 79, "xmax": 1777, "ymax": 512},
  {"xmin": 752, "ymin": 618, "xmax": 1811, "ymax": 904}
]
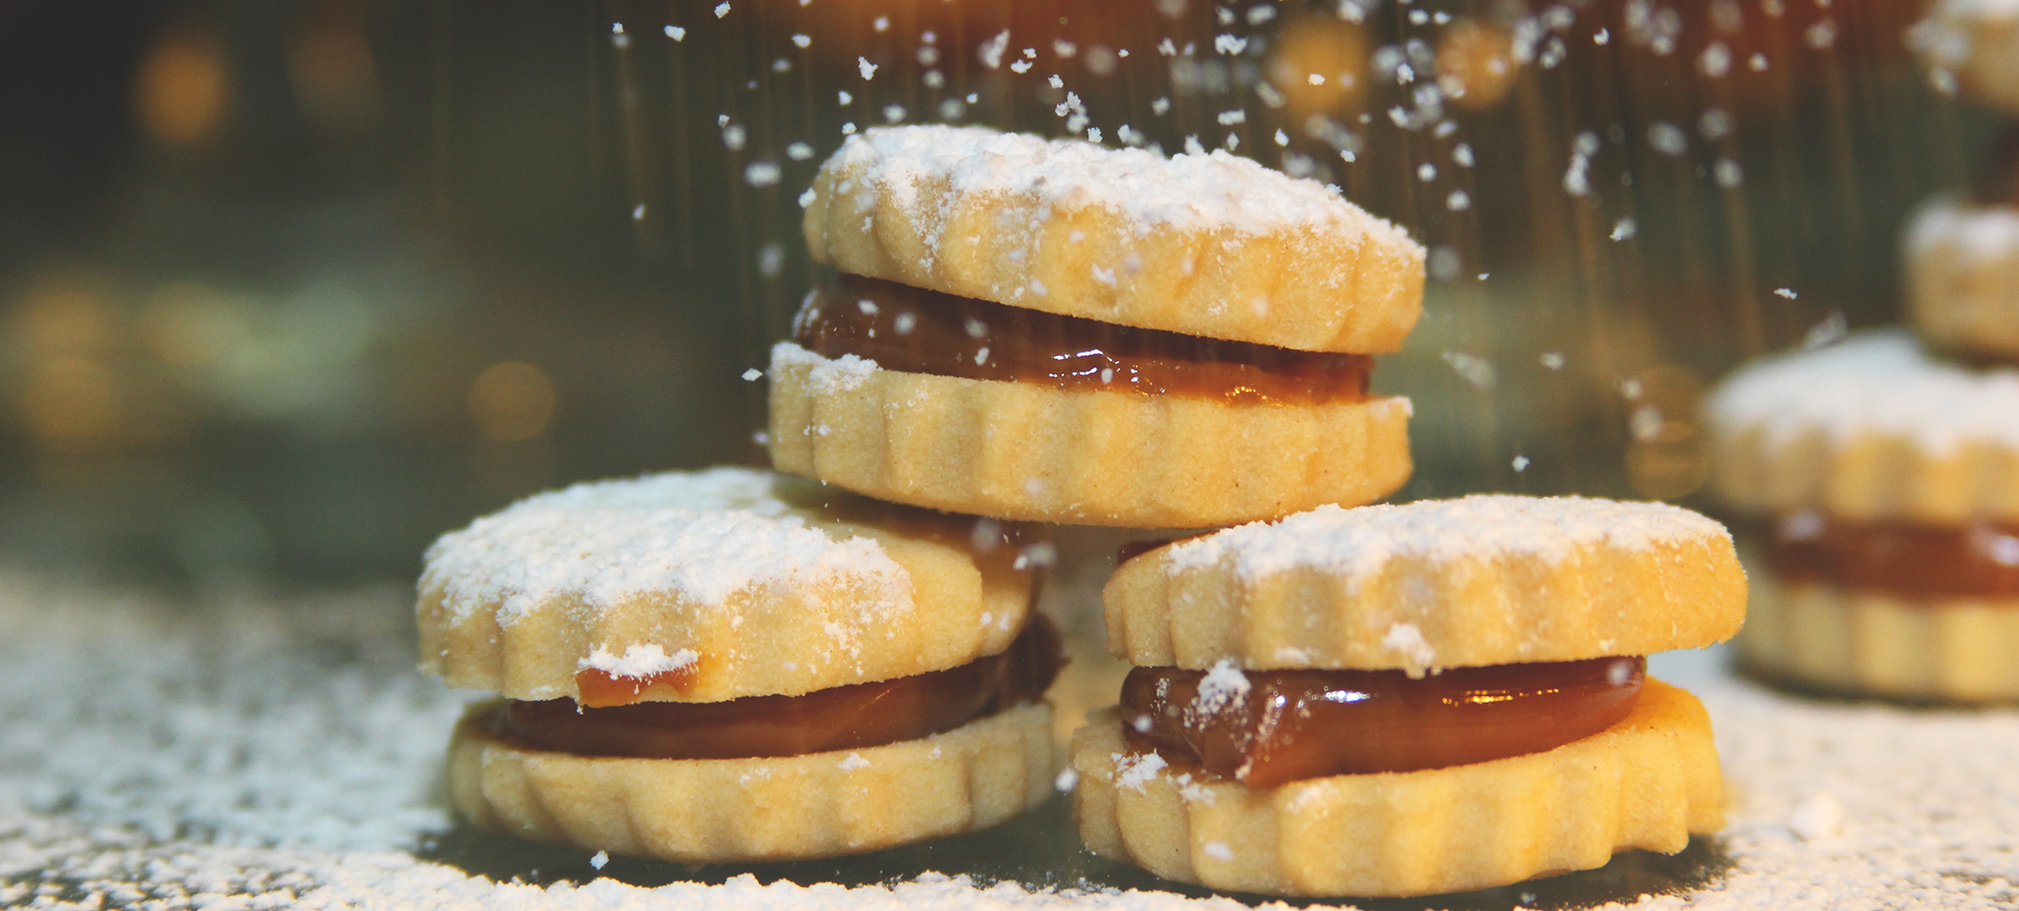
[
  {"xmin": 1071, "ymin": 495, "xmax": 1744, "ymax": 898},
  {"xmin": 1707, "ymin": 331, "xmax": 2019, "ymax": 701},
  {"xmin": 772, "ymin": 125, "xmax": 1424, "ymax": 529},
  {"xmin": 1905, "ymin": 127, "xmax": 2019, "ymax": 362},
  {"xmin": 417, "ymin": 467, "xmax": 1061, "ymax": 863}
]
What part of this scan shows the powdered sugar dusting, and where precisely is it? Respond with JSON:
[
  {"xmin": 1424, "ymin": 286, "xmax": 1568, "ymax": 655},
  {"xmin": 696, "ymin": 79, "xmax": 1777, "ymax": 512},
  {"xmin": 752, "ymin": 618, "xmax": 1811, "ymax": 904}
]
[
  {"xmin": 421, "ymin": 467, "xmax": 911, "ymax": 627},
  {"xmin": 9, "ymin": 575, "xmax": 2019, "ymax": 907},
  {"xmin": 772, "ymin": 340, "xmax": 880, "ymax": 394},
  {"xmin": 1188, "ymin": 659, "xmax": 1250, "ymax": 716},
  {"xmin": 1706, "ymin": 330, "xmax": 2019, "ymax": 455},
  {"xmin": 827, "ymin": 125, "xmax": 1419, "ymax": 243},
  {"xmin": 577, "ymin": 644, "xmax": 699, "ymax": 680},
  {"xmin": 1161, "ymin": 495, "xmax": 1729, "ymax": 581},
  {"xmin": 1907, "ymin": 198, "xmax": 2019, "ymax": 263}
]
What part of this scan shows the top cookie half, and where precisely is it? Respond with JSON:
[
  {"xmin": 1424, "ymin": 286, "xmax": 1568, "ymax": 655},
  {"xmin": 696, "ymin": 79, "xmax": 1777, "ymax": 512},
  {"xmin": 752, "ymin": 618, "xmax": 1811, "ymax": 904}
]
[
  {"xmin": 803, "ymin": 125, "xmax": 1425, "ymax": 354},
  {"xmin": 1706, "ymin": 331, "xmax": 2019, "ymax": 524},
  {"xmin": 418, "ymin": 467, "xmax": 1033, "ymax": 704},
  {"xmin": 1105, "ymin": 495, "xmax": 1745, "ymax": 674}
]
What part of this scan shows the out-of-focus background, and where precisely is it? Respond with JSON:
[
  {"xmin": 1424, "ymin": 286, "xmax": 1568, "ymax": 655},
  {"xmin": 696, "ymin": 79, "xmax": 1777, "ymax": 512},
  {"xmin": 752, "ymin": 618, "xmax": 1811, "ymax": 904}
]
[{"xmin": 0, "ymin": 0, "xmax": 1982, "ymax": 592}]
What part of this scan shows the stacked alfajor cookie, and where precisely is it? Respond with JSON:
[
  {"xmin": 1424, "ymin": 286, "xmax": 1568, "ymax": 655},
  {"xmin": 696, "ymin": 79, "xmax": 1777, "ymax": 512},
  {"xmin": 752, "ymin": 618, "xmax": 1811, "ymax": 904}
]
[
  {"xmin": 1700, "ymin": 6, "xmax": 2019, "ymax": 702},
  {"xmin": 774, "ymin": 125, "xmax": 1425, "ymax": 529},
  {"xmin": 1707, "ymin": 335, "xmax": 2019, "ymax": 701},
  {"xmin": 418, "ymin": 467, "xmax": 1061, "ymax": 861},
  {"xmin": 1073, "ymin": 496, "xmax": 1745, "ymax": 897},
  {"xmin": 1910, "ymin": 0, "xmax": 2019, "ymax": 358}
]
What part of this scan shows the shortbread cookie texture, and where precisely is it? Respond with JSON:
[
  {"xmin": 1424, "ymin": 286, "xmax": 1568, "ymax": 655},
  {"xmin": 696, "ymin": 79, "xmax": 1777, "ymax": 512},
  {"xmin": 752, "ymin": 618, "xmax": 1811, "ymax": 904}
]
[
  {"xmin": 1913, "ymin": 0, "xmax": 2019, "ymax": 113},
  {"xmin": 452, "ymin": 702, "xmax": 1056, "ymax": 863},
  {"xmin": 418, "ymin": 467, "xmax": 1032, "ymax": 703},
  {"xmin": 804, "ymin": 125, "xmax": 1425, "ymax": 353},
  {"xmin": 1706, "ymin": 331, "xmax": 2019, "ymax": 524},
  {"xmin": 1105, "ymin": 495, "xmax": 1744, "ymax": 674},
  {"xmin": 1071, "ymin": 681, "xmax": 1722, "ymax": 898},
  {"xmin": 768, "ymin": 342, "xmax": 1412, "ymax": 528},
  {"xmin": 1906, "ymin": 199, "xmax": 2019, "ymax": 359},
  {"xmin": 1740, "ymin": 574, "xmax": 2019, "ymax": 702}
]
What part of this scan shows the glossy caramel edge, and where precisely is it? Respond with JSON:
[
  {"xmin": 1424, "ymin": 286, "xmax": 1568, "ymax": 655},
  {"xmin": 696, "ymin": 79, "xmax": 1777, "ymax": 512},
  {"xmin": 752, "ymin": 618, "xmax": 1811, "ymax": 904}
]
[
  {"xmin": 449, "ymin": 700, "xmax": 1057, "ymax": 863},
  {"xmin": 1069, "ymin": 678, "xmax": 1722, "ymax": 898}
]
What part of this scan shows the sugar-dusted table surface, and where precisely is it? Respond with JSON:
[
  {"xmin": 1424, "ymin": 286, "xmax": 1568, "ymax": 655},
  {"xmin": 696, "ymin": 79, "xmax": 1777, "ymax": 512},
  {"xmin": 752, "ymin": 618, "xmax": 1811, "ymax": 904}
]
[{"xmin": 2, "ymin": 572, "xmax": 2016, "ymax": 910}]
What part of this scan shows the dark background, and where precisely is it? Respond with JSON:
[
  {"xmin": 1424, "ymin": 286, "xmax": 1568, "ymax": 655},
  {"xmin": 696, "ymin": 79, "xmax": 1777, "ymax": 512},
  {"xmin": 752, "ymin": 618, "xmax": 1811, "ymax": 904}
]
[{"xmin": 0, "ymin": 0, "xmax": 1984, "ymax": 591}]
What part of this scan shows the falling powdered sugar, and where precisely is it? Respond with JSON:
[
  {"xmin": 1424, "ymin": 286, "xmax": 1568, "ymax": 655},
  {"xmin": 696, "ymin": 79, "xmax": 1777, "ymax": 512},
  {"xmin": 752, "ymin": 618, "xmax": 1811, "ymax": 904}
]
[
  {"xmin": 421, "ymin": 467, "xmax": 911, "ymax": 628},
  {"xmin": 1161, "ymin": 494, "xmax": 1729, "ymax": 582}
]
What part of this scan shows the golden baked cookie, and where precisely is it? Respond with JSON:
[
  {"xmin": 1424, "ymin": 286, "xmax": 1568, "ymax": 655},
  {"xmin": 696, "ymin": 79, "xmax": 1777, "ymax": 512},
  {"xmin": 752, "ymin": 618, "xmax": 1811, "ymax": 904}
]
[
  {"xmin": 1070, "ymin": 680, "xmax": 1722, "ymax": 898},
  {"xmin": 1906, "ymin": 198, "xmax": 2019, "ymax": 360},
  {"xmin": 1912, "ymin": 0, "xmax": 2019, "ymax": 112},
  {"xmin": 767, "ymin": 341, "xmax": 1412, "ymax": 528},
  {"xmin": 1706, "ymin": 331, "xmax": 2019, "ymax": 525},
  {"xmin": 452, "ymin": 702, "xmax": 1057, "ymax": 863},
  {"xmin": 803, "ymin": 125, "xmax": 1425, "ymax": 354},
  {"xmin": 1740, "ymin": 574, "xmax": 2019, "ymax": 702},
  {"xmin": 1105, "ymin": 495, "xmax": 1744, "ymax": 674},
  {"xmin": 418, "ymin": 466, "xmax": 1033, "ymax": 703}
]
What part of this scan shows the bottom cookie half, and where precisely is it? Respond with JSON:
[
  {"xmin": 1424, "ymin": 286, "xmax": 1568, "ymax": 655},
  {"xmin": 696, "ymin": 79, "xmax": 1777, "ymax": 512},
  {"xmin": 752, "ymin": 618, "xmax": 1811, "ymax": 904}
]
[
  {"xmin": 1740, "ymin": 574, "xmax": 2019, "ymax": 702},
  {"xmin": 1069, "ymin": 678, "xmax": 1721, "ymax": 898},
  {"xmin": 449, "ymin": 701, "xmax": 1057, "ymax": 863}
]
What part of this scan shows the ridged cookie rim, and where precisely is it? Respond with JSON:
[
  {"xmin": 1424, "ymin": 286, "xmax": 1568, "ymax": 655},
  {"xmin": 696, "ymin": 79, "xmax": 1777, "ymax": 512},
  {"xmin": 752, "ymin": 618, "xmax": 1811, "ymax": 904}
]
[
  {"xmin": 767, "ymin": 342, "xmax": 1412, "ymax": 529},
  {"xmin": 1706, "ymin": 331, "xmax": 2019, "ymax": 524},
  {"xmin": 1739, "ymin": 572, "xmax": 2019, "ymax": 702},
  {"xmin": 1104, "ymin": 496, "xmax": 1745, "ymax": 672},
  {"xmin": 1069, "ymin": 679, "xmax": 1722, "ymax": 897},
  {"xmin": 418, "ymin": 467, "xmax": 1034, "ymax": 703},
  {"xmin": 803, "ymin": 125, "xmax": 1425, "ymax": 354},
  {"xmin": 1905, "ymin": 198, "xmax": 2019, "ymax": 359},
  {"xmin": 450, "ymin": 701, "xmax": 1057, "ymax": 863}
]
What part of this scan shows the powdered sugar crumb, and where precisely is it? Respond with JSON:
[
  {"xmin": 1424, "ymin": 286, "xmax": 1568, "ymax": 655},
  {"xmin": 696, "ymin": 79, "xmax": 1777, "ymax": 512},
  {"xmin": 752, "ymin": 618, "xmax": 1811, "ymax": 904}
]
[
  {"xmin": 422, "ymin": 466, "xmax": 911, "ymax": 628},
  {"xmin": 577, "ymin": 644, "xmax": 699, "ymax": 680},
  {"xmin": 1112, "ymin": 751, "xmax": 1167, "ymax": 792},
  {"xmin": 824, "ymin": 124, "xmax": 1421, "ymax": 249},
  {"xmin": 837, "ymin": 753, "xmax": 871, "ymax": 772},
  {"xmin": 1162, "ymin": 495, "xmax": 1729, "ymax": 582},
  {"xmin": 1188, "ymin": 659, "xmax": 1250, "ymax": 716},
  {"xmin": 1380, "ymin": 622, "xmax": 1438, "ymax": 675},
  {"xmin": 772, "ymin": 340, "xmax": 880, "ymax": 395}
]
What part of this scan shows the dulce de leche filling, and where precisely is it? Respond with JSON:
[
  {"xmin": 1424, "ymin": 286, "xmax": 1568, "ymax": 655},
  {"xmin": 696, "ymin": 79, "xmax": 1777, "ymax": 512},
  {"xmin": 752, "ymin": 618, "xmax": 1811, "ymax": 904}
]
[
  {"xmin": 1120, "ymin": 656, "xmax": 1645, "ymax": 788},
  {"xmin": 1762, "ymin": 512, "xmax": 2019, "ymax": 600},
  {"xmin": 490, "ymin": 617, "xmax": 1062, "ymax": 760},
  {"xmin": 793, "ymin": 274, "xmax": 1374, "ymax": 404}
]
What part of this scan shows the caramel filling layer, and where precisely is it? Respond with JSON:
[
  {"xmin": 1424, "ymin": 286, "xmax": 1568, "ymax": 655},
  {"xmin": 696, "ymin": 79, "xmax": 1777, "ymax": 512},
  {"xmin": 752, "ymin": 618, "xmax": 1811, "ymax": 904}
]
[
  {"xmin": 492, "ymin": 618, "xmax": 1063, "ymax": 760},
  {"xmin": 793, "ymin": 274, "xmax": 1374, "ymax": 404},
  {"xmin": 1120, "ymin": 656, "xmax": 1644, "ymax": 788},
  {"xmin": 1760, "ymin": 512, "xmax": 2019, "ymax": 600}
]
